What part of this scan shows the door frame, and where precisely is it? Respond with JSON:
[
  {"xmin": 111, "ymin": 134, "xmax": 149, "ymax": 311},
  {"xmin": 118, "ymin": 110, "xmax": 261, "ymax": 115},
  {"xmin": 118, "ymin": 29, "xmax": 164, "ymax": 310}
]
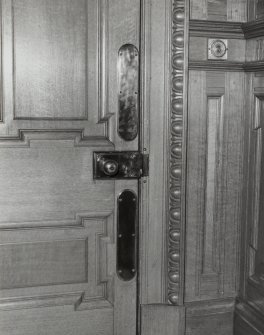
[{"xmin": 139, "ymin": 0, "xmax": 188, "ymax": 333}]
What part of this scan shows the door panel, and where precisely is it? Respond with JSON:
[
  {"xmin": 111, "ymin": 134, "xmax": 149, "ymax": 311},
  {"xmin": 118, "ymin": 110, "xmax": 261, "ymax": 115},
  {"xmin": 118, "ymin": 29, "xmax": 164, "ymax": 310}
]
[
  {"xmin": 0, "ymin": 0, "xmax": 140, "ymax": 334},
  {"xmin": 13, "ymin": 0, "xmax": 87, "ymax": 120},
  {"xmin": 2, "ymin": 0, "xmax": 104, "ymax": 136}
]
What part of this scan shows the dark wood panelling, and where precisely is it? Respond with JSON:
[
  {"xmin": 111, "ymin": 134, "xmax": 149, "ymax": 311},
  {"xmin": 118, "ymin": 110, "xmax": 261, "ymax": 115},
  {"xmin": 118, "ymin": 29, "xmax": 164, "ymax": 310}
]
[
  {"xmin": 234, "ymin": 301, "xmax": 264, "ymax": 335},
  {"xmin": 190, "ymin": 19, "xmax": 264, "ymax": 40},
  {"xmin": 186, "ymin": 299, "xmax": 235, "ymax": 335},
  {"xmin": 190, "ymin": 0, "xmax": 247, "ymax": 22},
  {"xmin": 243, "ymin": 20, "xmax": 264, "ymax": 39},
  {"xmin": 189, "ymin": 20, "xmax": 244, "ymax": 39},
  {"xmin": 186, "ymin": 70, "xmax": 244, "ymax": 302},
  {"xmin": 208, "ymin": 0, "xmax": 227, "ymax": 21},
  {"xmin": 242, "ymin": 81, "xmax": 264, "ymax": 315},
  {"xmin": 239, "ymin": 73, "xmax": 264, "ymax": 315},
  {"xmin": 189, "ymin": 37, "xmax": 246, "ymax": 62},
  {"xmin": 248, "ymin": 0, "xmax": 264, "ymax": 21},
  {"xmin": 248, "ymin": 0, "xmax": 256, "ymax": 21},
  {"xmin": 256, "ymin": 1, "xmax": 264, "ymax": 19},
  {"xmin": 246, "ymin": 38, "xmax": 264, "ymax": 62},
  {"xmin": 189, "ymin": 20, "xmax": 264, "ymax": 71},
  {"xmin": 247, "ymin": 277, "xmax": 264, "ymax": 313},
  {"xmin": 0, "ymin": 240, "xmax": 87, "ymax": 289},
  {"xmin": 189, "ymin": 61, "xmax": 245, "ymax": 71},
  {"xmin": 226, "ymin": 0, "xmax": 247, "ymax": 22},
  {"xmin": 188, "ymin": 4, "xmax": 264, "ymax": 335},
  {"xmin": 141, "ymin": 305, "xmax": 185, "ymax": 335},
  {"xmin": 189, "ymin": 61, "xmax": 264, "ymax": 72},
  {"xmin": 245, "ymin": 61, "xmax": 264, "ymax": 71},
  {"xmin": 235, "ymin": 71, "xmax": 264, "ymax": 335}
]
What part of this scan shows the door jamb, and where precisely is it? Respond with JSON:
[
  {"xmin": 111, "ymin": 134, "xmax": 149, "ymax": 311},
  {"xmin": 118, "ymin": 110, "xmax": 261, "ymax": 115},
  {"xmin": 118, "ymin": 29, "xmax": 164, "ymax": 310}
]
[{"xmin": 139, "ymin": 0, "xmax": 189, "ymax": 333}]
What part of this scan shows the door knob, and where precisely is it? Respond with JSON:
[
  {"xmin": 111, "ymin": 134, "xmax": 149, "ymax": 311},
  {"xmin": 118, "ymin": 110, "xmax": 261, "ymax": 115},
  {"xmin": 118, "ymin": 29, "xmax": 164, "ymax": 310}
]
[{"xmin": 100, "ymin": 159, "xmax": 119, "ymax": 176}]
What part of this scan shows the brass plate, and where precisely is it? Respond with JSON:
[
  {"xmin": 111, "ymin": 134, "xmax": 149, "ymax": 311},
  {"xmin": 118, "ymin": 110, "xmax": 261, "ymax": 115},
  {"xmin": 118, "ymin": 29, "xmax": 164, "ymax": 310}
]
[
  {"xmin": 93, "ymin": 151, "xmax": 149, "ymax": 179},
  {"xmin": 117, "ymin": 190, "xmax": 137, "ymax": 281},
  {"xmin": 118, "ymin": 44, "xmax": 139, "ymax": 141}
]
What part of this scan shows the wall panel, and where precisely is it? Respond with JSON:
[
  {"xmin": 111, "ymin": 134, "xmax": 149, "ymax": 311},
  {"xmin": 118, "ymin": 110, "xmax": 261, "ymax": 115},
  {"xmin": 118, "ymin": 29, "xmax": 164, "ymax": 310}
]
[
  {"xmin": 246, "ymin": 37, "xmax": 264, "ymax": 62},
  {"xmin": 190, "ymin": 0, "xmax": 247, "ymax": 22},
  {"xmin": 248, "ymin": 0, "xmax": 264, "ymax": 21},
  {"xmin": 242, "ymin": 73, "xmax": 264, "ymax": 317},
  {"xmin": 189, "ymin": 37, "xmax": 246, "ymax": 63},
  {"xmin": 186, "ymin": 299, "xmax": 234, "ymax": 335},
  {"xmin": 185, "ymin": 70, "xmax": 244, "ymax": 301}
]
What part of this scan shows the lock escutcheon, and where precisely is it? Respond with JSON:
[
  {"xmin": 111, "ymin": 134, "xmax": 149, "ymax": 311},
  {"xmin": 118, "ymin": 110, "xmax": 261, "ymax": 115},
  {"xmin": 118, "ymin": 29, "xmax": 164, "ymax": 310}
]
[{"xmin": 94, "ymin": 152, "xmax": 149, "ymax": 179}]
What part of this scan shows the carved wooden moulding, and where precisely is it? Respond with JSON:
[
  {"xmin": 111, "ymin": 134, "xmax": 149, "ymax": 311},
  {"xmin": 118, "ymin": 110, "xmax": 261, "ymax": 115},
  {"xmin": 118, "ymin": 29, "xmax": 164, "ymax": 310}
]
[{"xmin": 168, "ymin": 0, "xmax": 187, "ymax": 305}]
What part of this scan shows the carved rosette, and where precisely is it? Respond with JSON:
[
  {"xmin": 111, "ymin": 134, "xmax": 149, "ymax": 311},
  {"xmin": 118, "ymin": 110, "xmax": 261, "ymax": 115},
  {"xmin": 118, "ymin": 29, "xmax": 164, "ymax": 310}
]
[{"xmin": 168, "ymin": 0, "xmax": 186, "ymax": 305}]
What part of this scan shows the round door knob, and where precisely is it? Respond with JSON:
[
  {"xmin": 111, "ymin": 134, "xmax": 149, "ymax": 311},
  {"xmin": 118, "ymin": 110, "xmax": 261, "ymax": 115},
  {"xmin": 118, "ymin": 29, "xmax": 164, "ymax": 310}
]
[{"xmin": 102, "ymin": 160, "xmax": 119, "ymax": 176}]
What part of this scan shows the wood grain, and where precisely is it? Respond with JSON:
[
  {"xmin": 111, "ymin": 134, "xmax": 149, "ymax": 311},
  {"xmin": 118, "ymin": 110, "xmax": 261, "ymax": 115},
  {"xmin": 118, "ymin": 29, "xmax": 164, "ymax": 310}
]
[
  {"xmin": 237, "ymin": 73, "xmax": 264, "ymax": 324},
  {"xmin": 0, "ymin": 306, "xmax": 114, "ymax": 335},
  {"xmin": 185, "ymin": 70, "xmax": 245, "ymax": 301},
  {"xmin": 0, "ymin": 0, "xmax": 141, "ymax": 334},
  {"xmin": 186, "ymin": 298, "xmax": 235, "ymax": 335},
  {"xmin": 13, "ymin": 0, "xmax": 87, "ymax": 120},
  {"xmin": 246, "ymin": 37, "xmax": 264, "ymax": 62},
  {"xmin": 208, "ymin": 0, "xmax": 227, "ymax": 21},
  {"xmin": 189, "ymin": 37, "xmax": 246, "ymax": 62},
  {"xmin": 190, "ymin": 0, "xmax": 246, "ymax": 21},
  {"xmin": 256, "ymin": 0, "xmax": 264, "ymax": 20},
  {"xmin": 140, "ymin": 0, "xmax": 173, "ymax": 305},
  {"xmin": 235, "ymin": 301, "xmax": 264, "ymax": 335},
  {"xmin": 141, "ymin": 305, "xmax": 185, "ymax": 335},
  {"xmin": 0, "ymin": 141, "xmax": 113, "ymax": 224},
  {"xmin": 248, "ymin": 0, "xmax": 264, "ymax": 21},
  {"xmin": 1, "ymin": 0, "xmax": 106, "ymax": 138},
  {"xmin": 189, "ymin": 20, "xmax": 244, "ymax": 39},
  {"xmin": 0, "ymin": 216, "xmax": 112, "ymax": 304},
  {"xmin": 243, "ymin": 20, "xmax": 264, "ymax": 39},
  {"xmin": 202, "ymin": 96, "xmax": 222, "ymax": 275},
  {"xmin": 227, "ymin": 0, "xmax": 247, "ymax": 22},
  {"xmin": 0, "ymin": 240, "xmax": 87, "ymax": 289}
]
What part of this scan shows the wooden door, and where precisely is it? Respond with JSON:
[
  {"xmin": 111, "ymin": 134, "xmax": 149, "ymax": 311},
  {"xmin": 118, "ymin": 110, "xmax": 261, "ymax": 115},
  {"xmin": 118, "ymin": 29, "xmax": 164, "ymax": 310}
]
[{"xmin": 0, "ymin": 0, "xmax": 140, "ymax": 334}]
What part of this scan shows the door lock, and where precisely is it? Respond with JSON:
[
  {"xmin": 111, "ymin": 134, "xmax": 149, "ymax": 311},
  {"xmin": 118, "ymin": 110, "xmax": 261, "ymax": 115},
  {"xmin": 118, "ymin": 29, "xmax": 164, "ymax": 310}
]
[{"xmin": 93, "ymin": 152, "xmax": 149, "ymax": 179}]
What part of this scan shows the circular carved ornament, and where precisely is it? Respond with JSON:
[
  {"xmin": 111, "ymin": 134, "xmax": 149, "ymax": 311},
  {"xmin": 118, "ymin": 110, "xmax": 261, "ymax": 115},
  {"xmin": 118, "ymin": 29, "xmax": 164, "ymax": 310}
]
[{"xmin": 209, "ymin": 39, "xmax": 227, "ymax": 58}]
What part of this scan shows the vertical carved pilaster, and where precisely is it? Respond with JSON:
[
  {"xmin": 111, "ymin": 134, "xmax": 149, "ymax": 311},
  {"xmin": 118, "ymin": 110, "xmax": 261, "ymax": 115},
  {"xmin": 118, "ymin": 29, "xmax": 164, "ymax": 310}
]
[{"xmin": 168, "ymin": 0, "xmax": 187, "ymax": 305}]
